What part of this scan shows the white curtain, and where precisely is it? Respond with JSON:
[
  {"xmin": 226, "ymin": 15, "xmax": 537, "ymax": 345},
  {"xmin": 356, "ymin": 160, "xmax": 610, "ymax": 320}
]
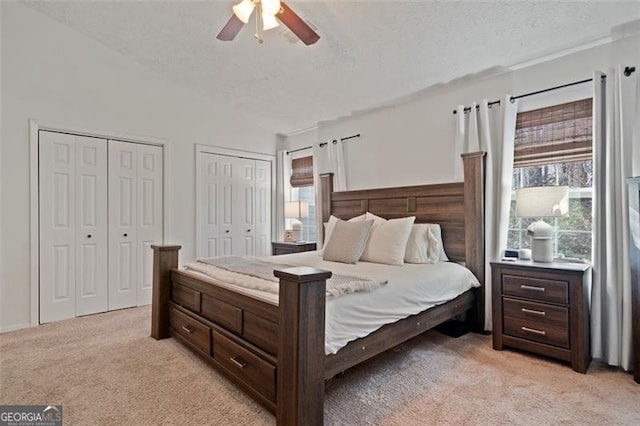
[
  {"xmin": 455, "ymin": 97, "xmax": 519, "ymax": 329},
  {"xmin": 327, "ymin": 139, "xmax": 347, "ymax": 192},
  {"xmin": 275, "ymin": 150, "xmax": 292, "ymax": 243},
  {"xmin": 591, "ymin": 66, "xmax": 638, "ymax": 370}
]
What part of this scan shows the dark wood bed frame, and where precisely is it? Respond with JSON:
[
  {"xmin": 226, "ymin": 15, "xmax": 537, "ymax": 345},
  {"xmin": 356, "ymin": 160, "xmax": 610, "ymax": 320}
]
[{"xmin": 151, "ymin": 152, "xmax": 486, "ymax": 425}]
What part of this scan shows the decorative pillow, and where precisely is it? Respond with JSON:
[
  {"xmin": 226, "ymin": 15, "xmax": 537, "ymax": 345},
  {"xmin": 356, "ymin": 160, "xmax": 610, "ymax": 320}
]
[
  {"xmin": 360, "ymin": 215, "xmax": 416, "ymax": 265},
  {"xmin": 322, "ymin": 219, "xmax": 374, "ymax": 264},
  {"xmin": 323, "ymin": 214, "xmax": 366, "ymax": 250},
  {"xmin": 428, "ymin": 223, "xmax": 449, "ymax": 261},
  {"xmin": 404, "ymin": 224, "xmax": 440, "ymax": 264}
]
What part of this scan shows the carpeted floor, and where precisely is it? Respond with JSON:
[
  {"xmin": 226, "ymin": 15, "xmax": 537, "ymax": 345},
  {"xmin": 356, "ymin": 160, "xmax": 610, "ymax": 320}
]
[{"xmin": 1, "ymin": 306, "xmax": 638, "ymax": 425}]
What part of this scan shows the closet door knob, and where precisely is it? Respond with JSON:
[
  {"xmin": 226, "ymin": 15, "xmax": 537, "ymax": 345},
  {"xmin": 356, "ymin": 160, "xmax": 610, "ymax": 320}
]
[
  {"xmin": 123, "ymin": 233, "xmax": 128, "ymax": 237},
  {"xmin": 225, "ymin": 230, "xmax": 230, "ymax": 233},
  {"xmin": 246, "ymin": 229, "xmax": 251, "ymax": 233},
  {"xmin": 87, "ymin": 234, "xmax": 92, "ymax": 238}
]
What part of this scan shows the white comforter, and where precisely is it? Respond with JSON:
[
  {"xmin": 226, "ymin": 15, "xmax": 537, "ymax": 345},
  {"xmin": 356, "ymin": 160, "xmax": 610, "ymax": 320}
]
[{"xmin": 184, "ymin": 251, "xmax": 480, "ymax": 354}]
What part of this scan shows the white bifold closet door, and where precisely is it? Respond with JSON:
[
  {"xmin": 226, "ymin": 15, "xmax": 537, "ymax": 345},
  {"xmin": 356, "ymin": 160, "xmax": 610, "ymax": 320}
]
[
  {"xmin": 197, "ymin": 153, "xmax": 271, "ymax": 258},
  {"xmin": 108, "ymin": 141, "xmax": 163, "ymax": 310},
  {"xmin": 39, "ymin": 132, "xmax": 163, "ymax": 323},
  {"xmin": 39, "ymin": 132, "xmax": 108, "ymax": 323}
]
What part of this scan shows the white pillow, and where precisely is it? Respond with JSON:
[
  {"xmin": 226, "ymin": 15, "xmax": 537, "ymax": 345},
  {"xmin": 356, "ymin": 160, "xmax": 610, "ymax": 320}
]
[
  {"xmin": 360, "ymin": 214, "xmax": 415, "ymax": 265},
  {"xmin": 323, "ymin": 214, "xmax": 365, "ymax": 250},
  {"xmin": 403, "ymin": 223, "xmax": 449, "ymax": 263},
  {"xmin": 404, "ymin": 224, "xmax": 439, "ymax": 264},
  {"xmin": 322, "ymin": 219, "xmax": 374, "ymax": 264},
  {"xmin": 428, "ymin": 223, "xmax": 449, "ymax": 261}
]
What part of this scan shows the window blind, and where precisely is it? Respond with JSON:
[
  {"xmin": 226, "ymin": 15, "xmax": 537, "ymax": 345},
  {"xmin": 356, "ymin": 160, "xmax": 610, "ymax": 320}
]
[
  {"xmin": 514, "ymin": 98, "xmax": 592, "ymax": 168},
  {"xmin": 290, "ymin": 156, "xmax": 314, "ymax": 187}
]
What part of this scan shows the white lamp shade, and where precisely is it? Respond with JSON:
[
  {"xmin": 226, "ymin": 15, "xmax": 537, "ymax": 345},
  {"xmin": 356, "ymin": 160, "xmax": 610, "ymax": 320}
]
[
  {"xmin": 262, "ymin": 13, "xmax": 280, "ymax": 30},
  {"xmin": 261, "ymin": 0, "xmax": 281, "ymax": 17},
  {"xmin": 516, "ymin": 186, "xmax": 569, "ymax": 218},
  {"xmin": 232, "ymin": 0, "xmax": 255, "ymax": 23},
  {"xmin": 285, "ymin": 201, "xmax": 309, "ymax": 219}
]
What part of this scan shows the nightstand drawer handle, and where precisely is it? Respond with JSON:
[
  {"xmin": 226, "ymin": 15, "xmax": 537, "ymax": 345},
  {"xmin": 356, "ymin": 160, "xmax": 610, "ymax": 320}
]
[
  {"xmin": 521, "ymin": 326, "xmax": 546, "ymax": 336},
  {"xmin": 181, "ymin": 325, "xmax": 193, "ymax": 334},
  {"xmin": 520, "ymin": 285, "xmax": 545, "ymax": 292},
  {"xmin": 521, "ymin": 308, "xmax": 546, "ymax": 316}
]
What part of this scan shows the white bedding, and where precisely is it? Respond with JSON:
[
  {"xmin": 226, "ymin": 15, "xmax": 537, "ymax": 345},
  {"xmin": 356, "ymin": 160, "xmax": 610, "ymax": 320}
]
[{"xmin": 183, "ymin": 251, "xmax": 480, "ymax": 355}]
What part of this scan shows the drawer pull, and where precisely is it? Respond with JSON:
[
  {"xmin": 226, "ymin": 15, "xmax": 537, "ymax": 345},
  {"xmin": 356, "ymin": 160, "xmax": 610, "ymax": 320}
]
[
  {"xmin": 230, "ymin": 356, "xmax": 247, "ymax": 369},
  {"xmin": 521, "ymin": 308, "xmax": 546, "ymax": 316},
  {"xmin": 181, "ymin": 325, "xmax": 193, "ymax": 334},
  {"xmin": 520, "ymin": 285, "xmax": 545, "ymax": 292},
  {"xmin": 521, "ymin": 326, "xmax": 546, "ymax": 336}
]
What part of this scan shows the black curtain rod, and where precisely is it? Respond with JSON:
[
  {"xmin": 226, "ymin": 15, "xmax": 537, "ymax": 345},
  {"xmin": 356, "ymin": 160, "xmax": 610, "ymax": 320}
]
[
  {"xmin": 450, "ymin": 68, "xmax": 640, "ymax": 115},
  {"xmin": 286, "ymin": 133, "xmax": 361, "ymax": 155}
]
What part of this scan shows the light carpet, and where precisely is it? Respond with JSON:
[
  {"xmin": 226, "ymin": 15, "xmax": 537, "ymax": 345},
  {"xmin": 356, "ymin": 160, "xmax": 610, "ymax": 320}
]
[{"xmin": 1, "ymin": 306, "xmax": 638, "ymax": 425}]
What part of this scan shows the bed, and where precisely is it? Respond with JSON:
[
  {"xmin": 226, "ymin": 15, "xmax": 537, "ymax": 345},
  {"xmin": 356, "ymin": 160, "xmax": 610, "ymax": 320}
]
[{"xmin": 150, "ymin": 151, "xmax": 486, "ymax": 426}]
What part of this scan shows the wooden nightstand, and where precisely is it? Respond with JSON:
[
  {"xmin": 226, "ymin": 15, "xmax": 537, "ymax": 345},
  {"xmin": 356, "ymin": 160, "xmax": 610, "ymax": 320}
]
[
  {"xmin": 271, "ymin": 241, "xmax": 317, "ymax": 256},
  {"xmin": 491, "ymin": 260, "xmax": 591, "ymax": 373}
]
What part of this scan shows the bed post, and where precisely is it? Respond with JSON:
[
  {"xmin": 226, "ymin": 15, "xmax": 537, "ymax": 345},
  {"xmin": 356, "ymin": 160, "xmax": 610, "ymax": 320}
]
[
  {"xmin": 274, "ymin": 267, "xmax": 332, "ymax": 426},
  {"xmin": 150, "ymin": 244, "xmax": 181, "ymax": 340},
  {"xmin": 462, "ymin": 152, "xmax": 486, "ymax": 332}
]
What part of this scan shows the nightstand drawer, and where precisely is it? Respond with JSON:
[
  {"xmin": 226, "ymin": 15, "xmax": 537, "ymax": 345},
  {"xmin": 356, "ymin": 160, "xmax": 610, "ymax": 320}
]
[
  {"xmin": 504, "ymin": 317, "xmax": 569, "ymax": 348},
  {"xmin": 503, "ymin": 298, "xmax": 569, "ymax": 327},
  {"xmin": 503, "ymin": 275, "xmax": 568, "ymax": 304}
]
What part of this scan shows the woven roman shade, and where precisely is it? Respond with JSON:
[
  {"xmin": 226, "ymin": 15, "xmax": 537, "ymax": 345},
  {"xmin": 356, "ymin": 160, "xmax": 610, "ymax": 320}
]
[
  {"xmin": 514, "ymin": 98, "xmax": 593, "ymax": 168},
  {"xmin": 290, "ymin": 156, "xmax": 314, "ymax": 187}
]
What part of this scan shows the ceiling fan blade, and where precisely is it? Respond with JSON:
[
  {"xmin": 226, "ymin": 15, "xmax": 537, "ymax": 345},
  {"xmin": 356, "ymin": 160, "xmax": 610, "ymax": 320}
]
[
  {"xmin": 217, "ymin": 14, "xmax": 245, "ymax": 41},
  {"xmin": 277, "ymin": 2, "xmax": 320, "ymax": 46}
]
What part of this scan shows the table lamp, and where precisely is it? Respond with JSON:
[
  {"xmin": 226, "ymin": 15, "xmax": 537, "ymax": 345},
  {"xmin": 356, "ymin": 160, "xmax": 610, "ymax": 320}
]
[
  {"xmin": 284, "ymin": 201, "xmax": 309, "ymax": 242},
  {"xmin": 516, "ymin": 186, "xmax": 569, "ymax": 262}
]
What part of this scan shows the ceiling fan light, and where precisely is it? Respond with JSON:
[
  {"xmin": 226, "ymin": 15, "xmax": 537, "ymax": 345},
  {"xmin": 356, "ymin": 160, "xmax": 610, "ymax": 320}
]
[
  {"xmin": 261, "ymin": 0, "xmax": 281, "ymax": 16},
  {"xmin": 262, "ymin": 13, "xmax": 280, "ymax": 31},
  {"xmin": 232, "ymin": 0, "xmax": 255, "ymax": 24}
]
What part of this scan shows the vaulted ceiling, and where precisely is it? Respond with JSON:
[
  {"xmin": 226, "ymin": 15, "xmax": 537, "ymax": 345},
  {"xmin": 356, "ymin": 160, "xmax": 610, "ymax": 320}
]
[{"xmin": 23, "ymin": 1, "xmax": 640, "ymax": 135}]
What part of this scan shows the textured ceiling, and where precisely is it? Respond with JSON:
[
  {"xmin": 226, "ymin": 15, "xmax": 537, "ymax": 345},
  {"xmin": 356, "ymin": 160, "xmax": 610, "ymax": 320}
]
[{"xmin": 23, "ymin": 1, "xmax": 640, "ymax": 135}]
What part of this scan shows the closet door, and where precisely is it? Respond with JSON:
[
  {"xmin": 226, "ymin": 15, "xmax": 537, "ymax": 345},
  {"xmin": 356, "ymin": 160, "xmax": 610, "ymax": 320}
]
[
  {"xmin": 108, "ymin": 141, "xmax": 138, "ymax": 310},
  {"xmin": 75, "ymin": 137, "xmax": 108, "ymax": 316},
  {"xmin": 254, "ymin": 160, "xmax": 272, "ymax": 257},
  {"xmin": 136, "ymin": 144, "xmax": 163, "ymax": 306},
  {"xmin": 219, "ymin": 155, "xmax": 235, "ymax": 255},
  {"xmin": 198, "ymin": 153, "xmax": 221, "ymax": 258},
  {"xmin": 39, "ymin": 132, "xmax": 107, "ymax": 323},
  {"xmin": 232, "ymin": 157, "xmax": 256, "ymax": 256},
  {"xmin": 108, "ymin": 141, "xmax": 163, "ymax": 309}
]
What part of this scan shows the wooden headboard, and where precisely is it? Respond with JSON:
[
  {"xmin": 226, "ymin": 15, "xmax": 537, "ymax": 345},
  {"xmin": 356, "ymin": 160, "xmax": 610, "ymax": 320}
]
[{"xmin": 318, "ymin": 152, "xmax": 486, "ymax": 326}]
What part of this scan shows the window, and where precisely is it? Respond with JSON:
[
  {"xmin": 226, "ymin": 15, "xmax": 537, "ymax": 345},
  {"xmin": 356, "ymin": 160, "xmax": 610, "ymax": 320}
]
[
  {"xmin": 507, "ymin": 98, "xmax": 593, "ymax": 260},
  {"xmin": 289, "ymin": 155, "xmax": 316, "ymax": 242}
]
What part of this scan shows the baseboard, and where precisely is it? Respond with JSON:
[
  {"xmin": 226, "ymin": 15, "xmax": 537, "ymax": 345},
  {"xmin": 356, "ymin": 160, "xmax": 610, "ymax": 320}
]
[{"xmin": 0, "ymin": 322, "xmax": 33, "ymax": 334}]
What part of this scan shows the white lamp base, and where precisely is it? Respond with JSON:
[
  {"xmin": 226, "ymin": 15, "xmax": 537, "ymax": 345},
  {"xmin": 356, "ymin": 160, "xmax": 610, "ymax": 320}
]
[{"xmin": 527, "ymin": 220, "xmax": 553, "ymax": 262}]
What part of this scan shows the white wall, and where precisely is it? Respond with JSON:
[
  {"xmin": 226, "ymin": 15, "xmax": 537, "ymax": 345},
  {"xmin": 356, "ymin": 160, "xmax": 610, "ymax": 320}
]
[
  {"xmin": 0, "ymin": 2, "xmax": 276, "ymax": 331},
  {"xmin": 286, "ymin": 31, "xmax": 640, "ymax": 191}
]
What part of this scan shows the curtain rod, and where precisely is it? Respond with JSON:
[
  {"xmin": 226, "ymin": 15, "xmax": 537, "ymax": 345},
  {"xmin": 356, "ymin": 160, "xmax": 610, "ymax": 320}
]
[
  {"xmin": 450, "ymin": 68, "xmax": 640, "ymax": 115},
  {"xmin": 286, "ymin": 133, "xmax": 361, "ymax": 155}
]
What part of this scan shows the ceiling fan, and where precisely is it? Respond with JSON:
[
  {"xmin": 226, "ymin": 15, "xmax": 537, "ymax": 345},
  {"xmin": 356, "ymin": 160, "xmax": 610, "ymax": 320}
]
[{"xmin": 217, "ymin": 0, "xmax": 320, "ymax": 45}]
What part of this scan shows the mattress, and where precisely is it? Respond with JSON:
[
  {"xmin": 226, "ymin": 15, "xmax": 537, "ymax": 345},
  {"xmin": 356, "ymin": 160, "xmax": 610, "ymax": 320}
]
[{"xmin": 183, "ymin": 251, "xmax": 480, "ymax": 354}]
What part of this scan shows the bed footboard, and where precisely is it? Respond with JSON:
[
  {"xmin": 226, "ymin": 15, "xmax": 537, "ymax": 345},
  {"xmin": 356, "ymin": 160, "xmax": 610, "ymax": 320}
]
[{"xmin": 151, "ymin": 245, "xmax": 331, "ymax": 426}]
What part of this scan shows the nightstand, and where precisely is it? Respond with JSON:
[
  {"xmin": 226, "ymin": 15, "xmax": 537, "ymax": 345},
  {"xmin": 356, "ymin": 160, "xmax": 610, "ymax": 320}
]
[
  {"xmin": 271, "ymin": 241, "xmax": 317, "ymax": 256},
  {"xmin": 491, "ymin": 260, "xmax": 591, "ymax": 373}
]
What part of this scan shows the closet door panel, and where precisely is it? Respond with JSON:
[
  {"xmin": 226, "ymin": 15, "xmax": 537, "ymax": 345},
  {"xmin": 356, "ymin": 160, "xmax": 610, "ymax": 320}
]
[
  {"xmin": 136, "ymin": 144, "xmax": 163, "ymax": 306},
  {"xmin": 254, "ymin": 160, "xmax": 271, "ymax": 257},
  {"xmin": 39, "ymin": 131, "xmax": 77, "ymax": 323},
  {"xmin": 232, "ymin": 157, "xmax": 255, "ymax": 256},
  {"xmin": 198, "ymin": 153, "xmax": 220, "ymax": 258},
  {"xmin": 108, "ymin": 141, "xmax": 138, "ymax": 310},
  {"xmin": 75, "ymin": 137, "xmax": 108, "ymax": 316},
  {"xmin": 219, "ymin": 156, "xmax": 234, "ymax": 256}
]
